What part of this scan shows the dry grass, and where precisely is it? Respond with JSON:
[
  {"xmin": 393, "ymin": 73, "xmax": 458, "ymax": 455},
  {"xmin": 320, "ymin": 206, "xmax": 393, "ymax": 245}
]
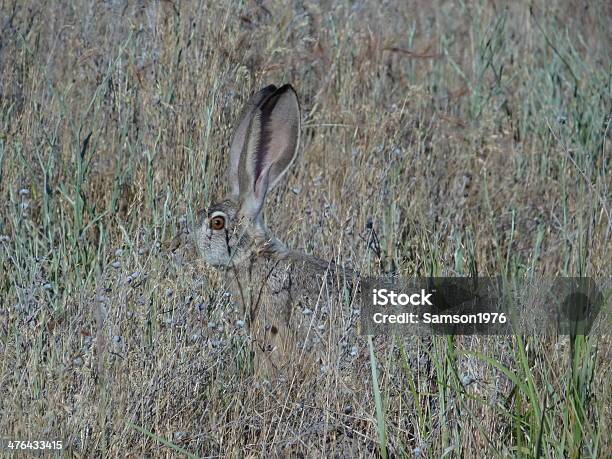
[{"xmin": 0, "ymin": 0, "xmax": 610, "ymax": 457}]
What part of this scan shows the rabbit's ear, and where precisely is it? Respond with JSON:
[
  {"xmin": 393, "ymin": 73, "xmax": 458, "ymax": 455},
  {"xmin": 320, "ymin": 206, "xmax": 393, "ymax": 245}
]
[
  {"xmin": 228, "ymin": 85, "xmax": 278, "ymax": 197},
  {"xmin": 238, "ymin": 84, "xmax": 300, "ymax": 219}
]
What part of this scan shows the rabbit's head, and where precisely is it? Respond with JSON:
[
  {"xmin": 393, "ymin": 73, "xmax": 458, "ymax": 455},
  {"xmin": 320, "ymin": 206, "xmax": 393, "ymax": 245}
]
[{"xmin": 195, "ymin": 84, "xmax": 301, "ymax": 267}]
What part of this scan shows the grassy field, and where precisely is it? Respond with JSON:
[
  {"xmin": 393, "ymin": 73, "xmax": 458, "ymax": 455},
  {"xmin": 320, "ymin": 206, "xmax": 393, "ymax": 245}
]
[{"xmin": 0, "ymin": 0, "xmax": 610, "ymax": 457}]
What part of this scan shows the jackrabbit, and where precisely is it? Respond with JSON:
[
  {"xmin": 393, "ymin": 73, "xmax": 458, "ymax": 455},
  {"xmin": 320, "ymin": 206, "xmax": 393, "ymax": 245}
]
[{"xmin": 194, "ymin": 84, "xmax": 357, "ymax": 376}]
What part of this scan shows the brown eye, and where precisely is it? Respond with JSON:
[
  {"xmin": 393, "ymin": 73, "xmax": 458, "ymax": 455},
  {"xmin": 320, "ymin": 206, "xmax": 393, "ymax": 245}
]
[{"xmin": 210, "ymin": 215, "xmax": 225, "ymax": 231}]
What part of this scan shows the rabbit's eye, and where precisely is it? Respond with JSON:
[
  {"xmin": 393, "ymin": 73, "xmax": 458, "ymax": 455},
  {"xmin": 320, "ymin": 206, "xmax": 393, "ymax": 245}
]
[{"xmin": 210, "ymin": 215, "xmax": 226, "ymax": 231}]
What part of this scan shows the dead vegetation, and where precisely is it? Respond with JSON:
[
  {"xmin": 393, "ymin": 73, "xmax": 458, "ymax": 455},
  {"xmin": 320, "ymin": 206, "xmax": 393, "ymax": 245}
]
[{"xmin": 0, "ymin": 0, "xmax": 610, "ymax": 457}]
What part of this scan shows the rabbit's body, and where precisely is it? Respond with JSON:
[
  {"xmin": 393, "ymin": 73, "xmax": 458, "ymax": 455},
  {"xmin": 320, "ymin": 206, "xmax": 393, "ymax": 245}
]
[
  {"xmin": 221, "ymin": 249, "xmax": 355, "ymax": 374},
  {"xmin": 195, "ymin": 84, "xmax": 356, "ymax": 375}
]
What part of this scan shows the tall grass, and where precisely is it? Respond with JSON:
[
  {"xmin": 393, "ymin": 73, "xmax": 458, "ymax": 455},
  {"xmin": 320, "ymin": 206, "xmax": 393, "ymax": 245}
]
[{"xmin": 0, "ymin": 0, "xmax": 609, "ymax": 456}]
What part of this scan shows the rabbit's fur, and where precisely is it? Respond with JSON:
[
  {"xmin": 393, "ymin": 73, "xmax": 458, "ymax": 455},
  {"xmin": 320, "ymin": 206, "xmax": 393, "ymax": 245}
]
[{"xmin": 195, "ymin": 84, "xmax": 356, "ymax": 376}]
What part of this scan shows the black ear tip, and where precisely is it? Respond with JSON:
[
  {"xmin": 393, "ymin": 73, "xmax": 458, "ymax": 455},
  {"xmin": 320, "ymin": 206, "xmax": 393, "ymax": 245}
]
[
  {"xmin": 261, "ymin": 84, "xmax": 278, "ymax": 92},
  {"xmin": 260, "ymin": 84, "xmax": 299, "ymax": 111},
  {"xmin": 276, "ymin": 84, "xmax": 296, "ymax": 94}
]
